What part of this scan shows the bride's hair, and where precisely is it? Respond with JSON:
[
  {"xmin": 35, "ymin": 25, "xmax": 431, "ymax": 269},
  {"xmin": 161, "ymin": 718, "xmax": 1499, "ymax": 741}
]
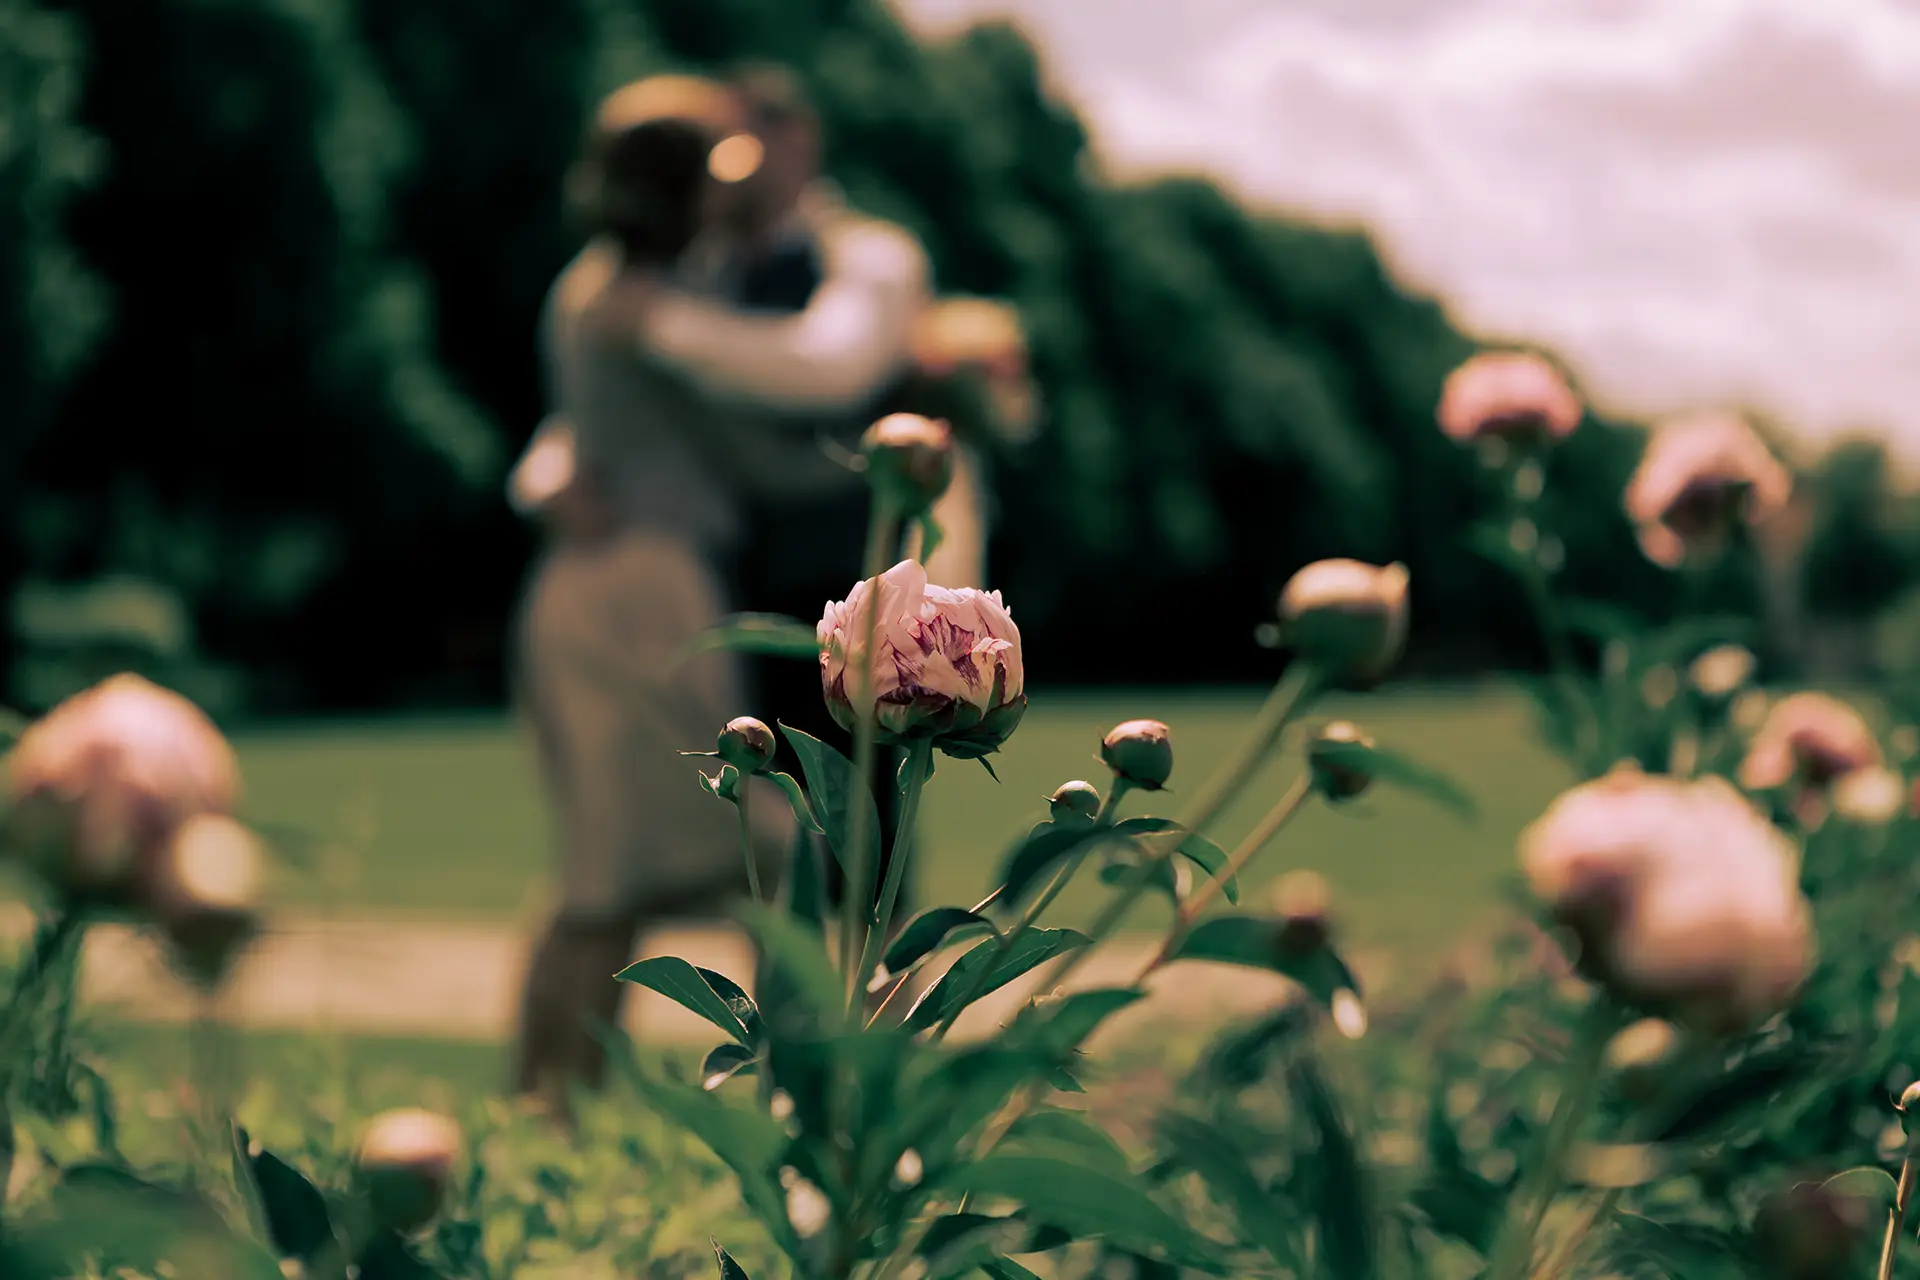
[{"xmin": 567, "ymin": 75, "xmax": 741, "ymax": 265}]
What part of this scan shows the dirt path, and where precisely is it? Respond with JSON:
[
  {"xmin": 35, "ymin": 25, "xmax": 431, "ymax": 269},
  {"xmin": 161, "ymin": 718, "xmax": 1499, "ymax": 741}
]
[{"xmin": 1, "ymin": 907, "xmax": 1387, "ymax": 1046}]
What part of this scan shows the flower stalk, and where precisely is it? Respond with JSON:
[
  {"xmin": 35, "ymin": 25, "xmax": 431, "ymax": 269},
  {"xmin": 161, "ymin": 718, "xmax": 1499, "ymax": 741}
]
[
  {"xmin": 855, "ymin": 737, "xmax": 936, "ymax": 1007},
  {"xmin": 839, "ymin": 494, "xmax": 902, "ymax": 1004}
]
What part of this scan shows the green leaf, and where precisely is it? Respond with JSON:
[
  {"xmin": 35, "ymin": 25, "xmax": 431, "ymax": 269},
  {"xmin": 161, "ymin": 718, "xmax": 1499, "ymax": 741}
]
[
  {"xmin": 1154, "ymin": 1114, "xmax": 1302, "ymax": 1269},
  {"xmin": 1306, "ymin": 739, "xmax": 1478, "ymax": 819},
  {"xmin": 1649, "ymin": 1041, "xmax": 1844, "ymax": 1143},
  {"xmin": 1097, "ymin": 857, "xmax": 1181, "ymax": 903},
  {"xmin": 1561, "ymin": 598, "xmax": 1647, "ymax": 645},
  {"xmin": 916, "ymin": 510, "xmax": 946, "ymax": 568},
  {"xmin": 784, "ymin": 820, "xmax": 826, "ymax": 932},
  {"xmin": 712, "ymin": 1239, "xmax": 752, "ymax": 1280},
  {"xmin": 905, "ymin": 929, "xmax": 1093, "ymax": 1033},
  {"xmin": 1169, "ymin": 917, "xmax": 1364, "ymax": 1020},
  {"xmin": 701, "ymin": 1042, "xmax": 759, "ymax": 1091},
  {"xmin": 1113, "ymin": 818, "xmax": 1239, "ymax": 903},
  {"xmin": 995, "ymin": 822, "xmax": 1102, "ymax": 907},
  {"xmin": 938, "ymin": 1154, "xmax": 1225, "ymax": 1271},
  {"xmin": 1048, "ymin": 1067, "xmax": 1084, "ymax": 1094},
  {"xmin": 0, "ymin": 707, "xmax": 28, "ymax": 751},
  {"xmin": 1003, "ymin": 1109, "xmax": 1132, "ymax": 1178},
  {"xmin": 980, "ymin": 1258, "xmax": 1045, "ymax": 1280},
  {"xmin": 239, "ymin": 1134, "xmax": 334, "ymax": 1263},
  {"xmin": 610, "ymin": 1053, "xmax": 802, "ymax": 1264},
  {"xmin": 1196, "ymin": 1005, "xmax": 1314, "ymax": 1088},
  {"xmin": 736, "ymin": 903, "xmax": 848, "ymax": 1037},
  {"xmin": 767, "ymin": 771, "xmax": 824, "ymax": 835},
  {"xmin": 1602, "ymin": 1214, "xmax": 1753, "ymax": 1275},
  {"xmin": 920, "ymin": 1215, "xmax": 1032, "ymax": 1280},
  {"xmin": 613, "ymin": 957, "xmax": 757, "ymax": 1046},
  {"xmin": 781, "ymin": 724, "xmax": 879, "ymax": 876},
  {"xmin": 1819, "ymin": 1166, "xmax": 1900, "ymax": 1207},
  {"xmin": 1011, "ymin": 987, "xmax": 1144, "ymax": 1055},
  {"xmin": 681, "ymin": 613, "xmax": 821, "ymax": 664},
  {"xmin": 1409, "ymin": 1085, "xmax": 1503, "ymax": 1253},
  {"xmin": 225, "ymin": 1126, "xmax": 274, "ymax": 1252},
  {"xmin": 885, "ymin": 907, "xmax": 994, "ymax": 975},
  {"xmin": 1287, "ymin": 1057, "xmax": 1373, "ymax": 1280}
]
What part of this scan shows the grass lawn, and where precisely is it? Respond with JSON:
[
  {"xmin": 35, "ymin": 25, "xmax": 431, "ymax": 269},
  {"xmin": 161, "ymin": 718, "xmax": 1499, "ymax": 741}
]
[{"xmin": 234, "ymin": 683, "xmax": 1572, "ymax": 958}]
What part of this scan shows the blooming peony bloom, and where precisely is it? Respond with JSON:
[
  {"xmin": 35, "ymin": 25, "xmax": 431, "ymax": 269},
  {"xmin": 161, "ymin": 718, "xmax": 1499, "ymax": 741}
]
[
  {"xmin": 1520, "ymin": 769, "xmax": 1813, "ymax": 1032},
  {"xmin": 1278, "ymin": 560, "xmax": 1410, "ymax": 686},
  {"xmin": 818, "ymin": 560, "xmax": 1025, "ymax": 758},
  {"xmin": 5, "ymin": 674, "xmax": 239, "ymax": 901},
  {"xmin": 1738, "ymin": 692, "xmax": 1881, "ymax": 806},
  {"xmin": 1625, "ymin": 412, "xmax": 1792, "ymax": 568},
  {"xmin": 1436, "ymin": 351, "xmax": 1582, "ymax": 446}
]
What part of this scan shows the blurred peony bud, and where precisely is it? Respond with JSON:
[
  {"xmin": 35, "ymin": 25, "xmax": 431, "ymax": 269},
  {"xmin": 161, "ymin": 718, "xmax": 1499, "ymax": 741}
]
[
  {"xmin": 1753, "ymin": 1179, "xmax": 1871, "ymax": 1280},
  {"xmin": 4, "ymin": 674, "xmax": 239, "ymax": 904},
  {"xmin": 1047, "ymin": 780, "xmax": 1102, "ymax": 827},
  {"xmin": 1308, "ymin": 721, "xmax": 1375, "ymax": 802},
  {"xmin": 818, "ymin": 560, "xmax": 1025, "ymax": 758},
  {"xmin": 716, "ymin": 716, "xmax": 777, "ymax": 774},
  {"xmin": 1625, "ymin": 412, "xmax": 1791, "ymax": 569},
  {"xmin": 1832, "ymin": 766, "xmax": 1904, "ymax": 828},
  {"xmin": 1277, "ymin": 560, "xmax": 1410, "ymax": 687},
  {"xmin": 1900, "ymin": 1079, "xmax": 1920, "ymax": 1130},
  {"xmin": 1520, "ymin": 771, "xmax": 1813, "ymax": 1034},
  {"xmin": 148, "ymin": 814, "xmax": 263, "ymax": 989},
  {"xmin": 1100, "ymin": 720, "xmax": 1173, "ymax": 792},
  {"xmin": 1688, "ymin": 644, "xmax": 1755, "ymax": 703},
  {"xmin": 1271, "ymin": 870, "xmax": 1333, "ymax": 957},
  {"xmin": 1738, "ymin": 692, "xmax": 1881, "ymax": 828},
  {"xmin": 1436, "ymin": 351, "xmax": 1581, "ymax": 449},
  {"xmin": 1604, "ymin": 1018, "xmax": 1682, "ymax": 1104},
  {"xmin": 354, "ymin": 1108, "xmax": 462, "ymax": 1232},
  {"xmin": 861, "ymin": 413, "xmax": 954, "ymax": 513}
]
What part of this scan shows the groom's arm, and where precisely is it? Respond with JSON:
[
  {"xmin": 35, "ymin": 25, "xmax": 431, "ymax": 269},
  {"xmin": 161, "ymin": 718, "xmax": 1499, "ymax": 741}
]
[{"xmin": 629, "ymin": 217, "xmax": 929, "ymax": 415}]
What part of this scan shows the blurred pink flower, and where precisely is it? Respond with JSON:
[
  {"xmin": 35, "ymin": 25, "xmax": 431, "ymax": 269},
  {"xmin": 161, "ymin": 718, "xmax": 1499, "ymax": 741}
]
[
  {"xmin": 1520, "ymin": 768, "xmax": 1812, "ymax": 1032},
  {"xmin": 6, "ymin": 674, "xmax": 239, "ymax": 900},
  {"xmin": 1436, "ymin": 351, "xmax": 1582, "ymax": 445},
  {"xmin": 1625, "ymin": 412, "xmax": 1792, "ymax": 568},
  {"xmin": 1738, "ymin": 691, "xmax": 1878, "ymax": 791},
  {"xmin": 819, "ymin": 559, "xmax": 1025, "ymax": 758}
]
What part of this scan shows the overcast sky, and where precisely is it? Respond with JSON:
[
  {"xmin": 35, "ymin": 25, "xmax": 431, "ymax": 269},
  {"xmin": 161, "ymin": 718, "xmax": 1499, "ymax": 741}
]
[{"xmin": 894, "ymin": 0, "xmax": 1920, "ymax": 466}]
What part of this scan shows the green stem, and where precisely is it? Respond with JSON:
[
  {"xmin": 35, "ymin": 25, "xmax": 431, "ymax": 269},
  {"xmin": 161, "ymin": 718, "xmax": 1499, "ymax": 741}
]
[
  {"xmin": 1878, "ymin": 1147, "xmax": 1917, "ymax": 1280},
  {"xmin": 855, "ymin": 738, "xmax": 934, "ymax": 1006},
  {"xmin": 839, "ymin": 498, "xmax": 902, "ymax": 1006},
  {"xmin": 736, "ymin": 781, "xmax": 763, "ymax": 906},
  {"xmin": 1486, "ymin": 998, "xmax": 1618, "ymax": 1280},
  {"xmin": 1507, "ymin": 471, "xmax": 1602, "ymax": 776},
  {"xmin": 929, "ymin": 784, "xmax": 1130, "ymax": 1042},
  {"xmin": 1136, "ymin": 774, "xmax": 1314, "ymax": 981},
  {"xmin": 1179, "ymin": 663, "xmax": 1320, "ymax": 840}
]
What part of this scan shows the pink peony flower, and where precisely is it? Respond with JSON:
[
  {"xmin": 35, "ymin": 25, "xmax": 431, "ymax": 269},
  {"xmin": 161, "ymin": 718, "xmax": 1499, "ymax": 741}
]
[
  {"xmin": 818, "ymin": 560, "xmax": 1025, "ymax": 758},
  {"xmin": 1436, "ymin": 351, "xmax": 1582, "ymax": 445},
  {"xmin": 1738, "ymin": 691, "xmax": 1881, "ymax": 827},
  {"xmin": 1520, "ymin": 769, "xmax": 1813, "ymax": 1032},
  {"xmin": 1625, "ymin": 412, "xmax": 1792, "ymax": 568},
  {"xmin": 6, "ymin": 674, "xmax": 239, "ymax": 901}
]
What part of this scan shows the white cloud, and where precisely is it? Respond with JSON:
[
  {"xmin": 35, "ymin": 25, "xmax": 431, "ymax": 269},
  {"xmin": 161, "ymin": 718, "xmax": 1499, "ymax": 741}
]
[{"xmin": 893, "ymin": 0, "xmax": 1920, "ymax": 464}]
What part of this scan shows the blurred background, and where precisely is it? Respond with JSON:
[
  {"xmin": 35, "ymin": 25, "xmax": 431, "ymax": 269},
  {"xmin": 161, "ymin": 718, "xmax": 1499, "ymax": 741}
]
[{"xmin": 6, "ymin": 0, "xmax": 1920, "ymax": 937}]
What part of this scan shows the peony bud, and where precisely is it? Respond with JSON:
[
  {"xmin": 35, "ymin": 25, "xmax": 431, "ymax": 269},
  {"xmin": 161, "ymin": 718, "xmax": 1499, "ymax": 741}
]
[
  {"xmin": 1436, "ymin": 351, "xmax": 1581, "ymax": 450},
  {"xmin": 1100, "ymin": 720, "xmax": 1173, "ymax": 792},
  {"xmin": 1833, "ymin": 766, "xmax": 1904, "ymax": 828},
  {"xmin": 716, "ymin": 716, "xmax": 777, "ymax": 774},
  {"xmin": 1625, "ymin": 411, "xmax": 1791, "ymax": 569},
  {"xmin": 1899, "ymin": 1080, "xmax": 1920, "ymax": 1133},
  {"xmin": 147, "ymin": 814, "xmax": 263, "ymax": 989},
  {"xmin": 1688, "ymin": 644, "xmax": 1755, "ymax": 703},
  {"xmin": 4, "ymin": 674, "xmax": 239, "ymax": 905},
  {"xmin": 861, "ymin": 413, "xmax": 954, "ymax": 513},
  {"xmin": 1604, "ymin": 1018, "xmax": 1682, "ymax": 1104},
  {"xmin": 1738, "ymin": 692, "xmax": 1881, "ymax": 828},
  {"xmin": 354, "ymin": 1108, "xmax": 462, "ymax": 1232},
  {"xmin": 1308, "ymin": 721, "xmax": 1374, "ymax": 802},
  {"xmin": 1277, "ymin": 560, "xmax": 1410, "ymax": 687},
  {"xmin": 1272, "ymin": 870, "xmax": 1332, "ymax": 958},
  {"xmin": 1047, "ymin": 780, "xmax": 1102, "ymax": 827}
]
